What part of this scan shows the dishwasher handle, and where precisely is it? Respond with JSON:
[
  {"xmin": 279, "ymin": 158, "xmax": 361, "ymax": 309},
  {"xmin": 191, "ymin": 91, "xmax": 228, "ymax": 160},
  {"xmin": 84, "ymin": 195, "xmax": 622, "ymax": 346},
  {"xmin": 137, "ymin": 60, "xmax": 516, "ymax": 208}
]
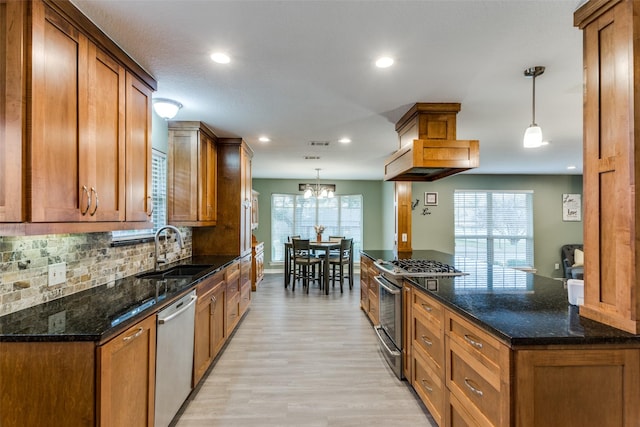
[{"xmin": 158, "ymin": 294, "xmax": 197, "ymax": 324}]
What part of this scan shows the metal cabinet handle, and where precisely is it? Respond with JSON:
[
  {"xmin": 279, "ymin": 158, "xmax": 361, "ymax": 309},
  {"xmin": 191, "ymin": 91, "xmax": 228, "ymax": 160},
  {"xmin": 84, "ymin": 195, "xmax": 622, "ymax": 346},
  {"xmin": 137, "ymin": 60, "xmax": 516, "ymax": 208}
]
[
  {"xmin": 89, "ymin": 187, "xmax": 99, "ymax": 216},
  {"xmin": 147, "ymin": 196, "xmax": 154, "ymax": 216},
  {"xmin": 80, "ymin": 185, "xmax": 91, "ymax": 215},
  {"xmin": 464, "ymin": 377, "xmax": 484, "ymax": 396},
  {"xmin": 463, "ymin": 334, "xmax": 484, "ymax": 349},
  {"xmin": 122, "ymin": 327, "xmax": 144, "ymax": 342},
  {"xmin": 421, "ymin": 379, "xmax": 434, "ymax": 393},
  {"xmin": 421, "ymin": 303, "xmax": 433, "ymax": 312},
  {"xmin": 421, "ymin": 335, "xmax": 433, "ymax": 347}
]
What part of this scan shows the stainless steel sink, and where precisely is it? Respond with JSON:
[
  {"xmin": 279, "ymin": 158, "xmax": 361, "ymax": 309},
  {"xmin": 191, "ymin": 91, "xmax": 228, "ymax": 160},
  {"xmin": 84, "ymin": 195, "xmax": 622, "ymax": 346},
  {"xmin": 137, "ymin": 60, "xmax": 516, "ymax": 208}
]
[{"xmin": 136, "ymin": 264, "xmax": 212, "ymax": 280}]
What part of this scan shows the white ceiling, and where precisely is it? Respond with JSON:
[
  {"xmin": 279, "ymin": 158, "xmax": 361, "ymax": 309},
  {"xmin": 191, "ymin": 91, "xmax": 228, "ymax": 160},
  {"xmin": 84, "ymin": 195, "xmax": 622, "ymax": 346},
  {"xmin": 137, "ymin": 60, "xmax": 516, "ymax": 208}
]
[{"xmin": 71, "ymin": 0, "xmax": 586, "ymax": 181}]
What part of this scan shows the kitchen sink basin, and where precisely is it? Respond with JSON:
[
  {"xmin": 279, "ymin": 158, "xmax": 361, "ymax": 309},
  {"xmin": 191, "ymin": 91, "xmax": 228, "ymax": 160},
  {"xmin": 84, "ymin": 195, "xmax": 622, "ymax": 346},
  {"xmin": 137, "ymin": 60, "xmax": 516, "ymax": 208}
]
[{"xmin": 136, "ymin": 264, "xmax": 212, "ymax": 280}]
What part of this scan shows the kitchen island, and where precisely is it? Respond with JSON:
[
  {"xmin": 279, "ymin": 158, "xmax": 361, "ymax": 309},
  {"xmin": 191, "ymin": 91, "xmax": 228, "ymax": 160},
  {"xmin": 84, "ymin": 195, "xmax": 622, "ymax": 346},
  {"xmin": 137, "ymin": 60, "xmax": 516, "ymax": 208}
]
[
  {"xmin": 0, "ymin": 255, "xmax": 250, "ymax": 427},
  {"xmin": 362, "ymin": 250, "xmax": 640, "ymax": 427}
]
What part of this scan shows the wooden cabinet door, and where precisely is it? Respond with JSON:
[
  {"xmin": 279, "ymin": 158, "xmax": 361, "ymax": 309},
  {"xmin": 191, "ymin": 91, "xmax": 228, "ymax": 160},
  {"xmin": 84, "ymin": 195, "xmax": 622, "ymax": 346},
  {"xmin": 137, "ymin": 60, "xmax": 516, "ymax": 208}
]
[
  {"xmin": 199, "ymin": 132, "xmax": 217, "ymax": 222},
  {"xmin": 212, "ymin": 280, "xmax": 227, "ymax": 357},
  {"xmin": 98, "ymin": 315, "xmax": 156, "ymax": 427},
  {"xmin": 193, "ymin": 285, "xmax": 216, "ymax": 386},
  {"xmin": 0, "ymin": 1, "xmax": 26, "ymax": 223},
  {"xmin": 125, "ymin": 71, "xmax": 153, "ymax": 222},
  {"xmin": 168, "ymin": 129, "xmax": 198, "ymax": 222},
  {"xmin": 193, "ymin": 270, "xmax": 225, "ymax": 386},
  {"xmin": 30, "ymin": 2, "xmax": 86, "ymax": 222},
  {"xmin": 515, "ymin": 348, "xmax": 640, "ymax": 427},
  {"xmin": 83, "ymin": 42, "xmax": 126, "ymax": 222}
]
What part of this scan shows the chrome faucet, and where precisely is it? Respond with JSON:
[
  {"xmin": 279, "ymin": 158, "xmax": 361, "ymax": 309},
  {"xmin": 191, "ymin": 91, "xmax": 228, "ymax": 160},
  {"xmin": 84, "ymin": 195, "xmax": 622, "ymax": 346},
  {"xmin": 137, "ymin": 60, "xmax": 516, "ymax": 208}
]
[{"xmin": 154, "ymin": 225, "xmax": 184, "ymax": 270}]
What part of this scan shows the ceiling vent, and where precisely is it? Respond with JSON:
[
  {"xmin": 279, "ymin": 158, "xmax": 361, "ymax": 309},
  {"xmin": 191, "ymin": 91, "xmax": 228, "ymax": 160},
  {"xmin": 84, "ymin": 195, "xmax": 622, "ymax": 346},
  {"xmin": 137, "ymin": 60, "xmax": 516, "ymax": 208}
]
[
  {"xmin": 309, "ymin": 141, "xmax": 331, "ymax": 147},
  {"xmin": 304, "ymin": 156, "xmax": 321, "ymax": 160}
]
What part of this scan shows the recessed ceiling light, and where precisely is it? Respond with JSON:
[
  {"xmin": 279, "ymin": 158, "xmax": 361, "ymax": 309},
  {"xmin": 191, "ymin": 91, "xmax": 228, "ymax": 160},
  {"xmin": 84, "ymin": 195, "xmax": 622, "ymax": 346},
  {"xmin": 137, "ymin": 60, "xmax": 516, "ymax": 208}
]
[
  {"xmin": 211, "ymin": 52, "xmax": 231, "ymax": 64},
  {"xmin": 567, "ymin": 165, "xmax": 577, "ymax": 170},
  {"xmin": 375, "ymin": 56, "xmax": 394, "ymax": 68},
  {"xmin": 338, "ymin": 137, "xmax": 351, "ymax": 144},
  {"xmin": 259, "ymin": 136, "xmax": 270, "ymax": 142}
]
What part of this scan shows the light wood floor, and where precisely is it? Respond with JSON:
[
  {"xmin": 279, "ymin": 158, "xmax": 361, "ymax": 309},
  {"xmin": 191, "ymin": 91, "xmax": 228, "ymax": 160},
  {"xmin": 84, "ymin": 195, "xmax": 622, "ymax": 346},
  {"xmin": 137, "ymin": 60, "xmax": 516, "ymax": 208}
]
[{"xmin": 175, "ymin": 273, "xmax": 436, "ymax": 427}]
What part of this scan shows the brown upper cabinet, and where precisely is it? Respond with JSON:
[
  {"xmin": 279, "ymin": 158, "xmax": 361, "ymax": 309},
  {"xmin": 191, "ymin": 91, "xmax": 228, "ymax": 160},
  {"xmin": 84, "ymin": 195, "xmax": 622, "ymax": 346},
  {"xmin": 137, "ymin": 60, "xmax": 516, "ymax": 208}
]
[
  {"xmin": 167, "ymin": 121, "xmax": 218, "ymax": 226},
  {"xmin": 0, "ymin": 0, "xmax": 156, "ymax": 235}
]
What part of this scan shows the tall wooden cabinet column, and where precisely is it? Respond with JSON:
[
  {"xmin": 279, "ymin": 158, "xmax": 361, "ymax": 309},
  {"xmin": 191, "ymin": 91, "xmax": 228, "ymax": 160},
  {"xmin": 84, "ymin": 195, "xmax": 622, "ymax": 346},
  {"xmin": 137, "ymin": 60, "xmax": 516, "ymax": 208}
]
[
  {"xmin": 192, "ymin": 138, "xmax": 254, "ymax": 257},
  {"xmin": 575, "ymin": 0, "xmax": 640, "ymax": 333}
]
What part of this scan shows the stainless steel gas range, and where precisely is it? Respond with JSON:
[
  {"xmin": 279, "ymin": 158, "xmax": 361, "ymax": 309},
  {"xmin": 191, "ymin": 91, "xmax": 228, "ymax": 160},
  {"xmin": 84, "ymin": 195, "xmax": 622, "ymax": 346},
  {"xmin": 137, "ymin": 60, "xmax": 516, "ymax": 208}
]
[{"xmin": 372, "ymin": 258, "xmax": 466, "ymax": 380}]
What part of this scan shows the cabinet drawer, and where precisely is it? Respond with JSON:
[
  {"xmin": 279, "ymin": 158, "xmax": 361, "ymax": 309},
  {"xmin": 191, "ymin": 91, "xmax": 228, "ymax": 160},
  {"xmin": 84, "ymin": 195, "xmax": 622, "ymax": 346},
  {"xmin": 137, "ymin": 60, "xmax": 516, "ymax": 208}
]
[
  {"xmin": 413, "ymin": 290, "xmax": 444, "ymax": 325},
  {"xmin": 196, "ymin": 271, "xmax": 224, "ymax": 297},
  {"xmin": 413, "ymin": 308, "xmax": 444, "ymax": 369},
  {"xmin": 446, "ymin": 390, "xmax": 481, "ymax": 427},
  {"xmin": 225, "ymin": 262, "xmax": 240, "ymax": 282},
  {"xmin": 446, "ymin": 311, "xmax": 502, "ymax": 372},
  {"xmin": 447, "ymin": 341, "xmax": 500, "ymax": 426},
  {"xmin": 413, "ymin": 344, "xmax": 444, "ymax": 426},
  {"xmin": 227, "ymin": 280, "xmax": 239, "ymax": 298}
]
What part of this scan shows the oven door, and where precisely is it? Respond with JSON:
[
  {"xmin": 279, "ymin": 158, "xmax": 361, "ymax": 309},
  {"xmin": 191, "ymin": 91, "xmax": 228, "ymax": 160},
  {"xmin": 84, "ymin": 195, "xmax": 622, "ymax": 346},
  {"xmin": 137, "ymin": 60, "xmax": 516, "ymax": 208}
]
[{"xmin": 373, "ymin": 274, "xmax": 403, "ymax": 379}]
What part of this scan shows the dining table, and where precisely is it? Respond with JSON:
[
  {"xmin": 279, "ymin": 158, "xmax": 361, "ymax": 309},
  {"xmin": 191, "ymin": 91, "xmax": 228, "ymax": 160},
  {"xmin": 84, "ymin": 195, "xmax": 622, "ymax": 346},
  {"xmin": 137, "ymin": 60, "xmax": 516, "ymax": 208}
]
[{"xmin": 284, "ymin": 241, "xmax": 341, "ymax": 295}]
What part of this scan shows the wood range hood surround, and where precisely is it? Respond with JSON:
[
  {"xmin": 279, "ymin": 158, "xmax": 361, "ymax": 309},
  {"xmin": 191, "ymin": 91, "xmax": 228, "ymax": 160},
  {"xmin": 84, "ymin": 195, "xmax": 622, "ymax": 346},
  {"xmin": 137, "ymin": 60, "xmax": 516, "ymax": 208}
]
[{"xmin": 384, "ymin": 103, "xmax": 479, "ymax": 181}]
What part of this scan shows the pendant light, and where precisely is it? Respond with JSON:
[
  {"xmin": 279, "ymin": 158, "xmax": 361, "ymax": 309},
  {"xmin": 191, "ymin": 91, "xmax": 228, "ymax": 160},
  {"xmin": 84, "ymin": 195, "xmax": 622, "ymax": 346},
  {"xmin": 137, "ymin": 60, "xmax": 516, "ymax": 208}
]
[
  {"xmin": 523, "ymin": 66, "xmax": 545, "ymax": 148},
  {"xmin": 301, "ymin": 168, "xmax": 335, "ymax": 199}
]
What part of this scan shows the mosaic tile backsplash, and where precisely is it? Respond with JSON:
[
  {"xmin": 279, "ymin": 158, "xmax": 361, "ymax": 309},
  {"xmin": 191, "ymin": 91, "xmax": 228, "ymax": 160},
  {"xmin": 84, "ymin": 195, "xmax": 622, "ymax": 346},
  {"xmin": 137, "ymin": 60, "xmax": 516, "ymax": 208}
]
[{"xmin": 0, "ymin": 228, "xmax": 192, "ymax": 316}]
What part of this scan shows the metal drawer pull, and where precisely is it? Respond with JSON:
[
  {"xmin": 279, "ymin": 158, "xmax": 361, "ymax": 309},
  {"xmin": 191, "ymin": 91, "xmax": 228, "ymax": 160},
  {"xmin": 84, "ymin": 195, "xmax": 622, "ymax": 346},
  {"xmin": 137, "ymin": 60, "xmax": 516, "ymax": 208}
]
[
  {"xmin": 463, "ymin": 334, "xmax": 483, "ymax": 349},
  {"xmin": 420, "ymin": 335, "xmax": 433, "ymax": 346},
  {"xmin": 464, "ymin": 378, "xmax": 484, "ymax": 397},
  {"xmin": 80, "ymin": 185, "xmax": 91, "ymax": 215},
  {"xmin": 421, "ymin": 304, "xmax": 433, "ymax": 312},
  {"xmin": 421, "ymin": 380, "xmax": 434, "ymax": 393},
  {"xmin": 89, "ymin": 187, "xmax": 99, "ymax": 216},
  {"xmin": 123, "ymin": 327, "xmax": 144, "ymax": 342}
]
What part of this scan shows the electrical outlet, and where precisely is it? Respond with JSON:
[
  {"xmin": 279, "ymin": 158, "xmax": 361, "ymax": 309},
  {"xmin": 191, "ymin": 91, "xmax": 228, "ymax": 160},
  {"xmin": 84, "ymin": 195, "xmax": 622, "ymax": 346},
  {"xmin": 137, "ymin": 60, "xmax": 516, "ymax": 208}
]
[
  {"xmin": 48, "ymin": 262, "xmax": 66, "ymax": 287},
  {"xmin": 401, "ymin": 233, "xmax": 408, "ymax": 242},
  {"xmin": 48, "ymin": 310, "xmax": 66, "ymax": 333},
  {"xmin": 555, "ymin": 263, "xmax": 560, "ymax": 270}
]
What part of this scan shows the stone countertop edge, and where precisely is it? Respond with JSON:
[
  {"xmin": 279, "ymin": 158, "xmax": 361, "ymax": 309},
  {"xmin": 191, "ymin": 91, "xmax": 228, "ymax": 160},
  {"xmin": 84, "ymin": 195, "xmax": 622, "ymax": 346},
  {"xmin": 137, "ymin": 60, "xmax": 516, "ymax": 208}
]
[
  {"xmin": 0, "ymin": 255, "xmax": 238, "ymax": 343},
  {"xmin": 360, "ymin": 250, "xmax": 640, "ymax": 347}
]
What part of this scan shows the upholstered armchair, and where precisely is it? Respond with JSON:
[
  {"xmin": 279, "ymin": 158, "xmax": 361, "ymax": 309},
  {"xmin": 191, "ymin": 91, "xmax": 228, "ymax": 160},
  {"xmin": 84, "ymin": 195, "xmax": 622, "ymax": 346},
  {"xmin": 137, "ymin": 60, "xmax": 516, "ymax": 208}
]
[{"xmin": 561, "ymin": 244, "xmax": 584, "ymax": 280}]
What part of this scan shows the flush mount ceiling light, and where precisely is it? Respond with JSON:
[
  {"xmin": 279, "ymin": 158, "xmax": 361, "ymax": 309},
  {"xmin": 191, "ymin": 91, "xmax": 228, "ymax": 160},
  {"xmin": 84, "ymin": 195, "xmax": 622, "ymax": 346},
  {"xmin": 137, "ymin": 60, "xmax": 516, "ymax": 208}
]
[
  {"xmin": 211, "ymin": 52, "xmax": 231, "ymax": 64},
  {"xmin": 338, "ymin": 137, "xmax": 351, "ymax": 144},
  {"xmin": 375, "ymin": 56, "xmax": 394, "ymax": 68},
  {"xmin": 259, "ymin": 136, "xmax": 270, "ymax": 142},
  {"xmin": 523, "ymin": 66, "xmax": 545, "ymax": 148},
  {"xmin": 153, "ymin": 98, "xmax": 182, "ymax": 120},
  {"xmin": 299, "ymin": 168, "xmax": 335, "ymax": 199}
]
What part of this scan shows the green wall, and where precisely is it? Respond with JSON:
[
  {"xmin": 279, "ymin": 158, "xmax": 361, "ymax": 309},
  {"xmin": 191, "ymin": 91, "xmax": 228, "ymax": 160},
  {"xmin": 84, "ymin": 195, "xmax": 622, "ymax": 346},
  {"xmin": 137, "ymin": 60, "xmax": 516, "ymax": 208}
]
[
  {"xmin": 411, "ymin": 175, "xmax": 583, "ymax": 278},
  {"xmin": 251, "ymin": 179, "xmax": 388, "ymax": 267},
  {"xmin": 251, "ymin": 175, "xmax": 583, "ymax": 278}
]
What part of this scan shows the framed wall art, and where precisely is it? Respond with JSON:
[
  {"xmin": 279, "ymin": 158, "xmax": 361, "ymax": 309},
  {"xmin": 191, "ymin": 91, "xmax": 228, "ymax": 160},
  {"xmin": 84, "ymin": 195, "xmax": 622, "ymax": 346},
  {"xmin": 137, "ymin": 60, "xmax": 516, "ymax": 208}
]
[
  {"xmin": 562, "ymin": 193, "xmax": 581, "ymax": 221},
  {"xmin": 425, "ymin": 192, "xmax": 438, "ymax": 206}
]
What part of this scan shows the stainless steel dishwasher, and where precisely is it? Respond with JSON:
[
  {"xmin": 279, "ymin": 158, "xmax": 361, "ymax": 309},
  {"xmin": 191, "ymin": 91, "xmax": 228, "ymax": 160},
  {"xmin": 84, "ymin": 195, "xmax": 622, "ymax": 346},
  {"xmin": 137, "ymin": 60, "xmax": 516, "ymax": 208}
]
[{"xmin": 155, "ymin": 289, "xmax": 197, "ymax": 427}]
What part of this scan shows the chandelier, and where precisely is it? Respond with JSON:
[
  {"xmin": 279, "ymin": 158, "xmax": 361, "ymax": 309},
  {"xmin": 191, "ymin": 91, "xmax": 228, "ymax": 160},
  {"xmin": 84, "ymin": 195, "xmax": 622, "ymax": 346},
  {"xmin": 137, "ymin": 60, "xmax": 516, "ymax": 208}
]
[{"xmin": 299, "ymin": 168, "xmax": 335, "ymax": 199}]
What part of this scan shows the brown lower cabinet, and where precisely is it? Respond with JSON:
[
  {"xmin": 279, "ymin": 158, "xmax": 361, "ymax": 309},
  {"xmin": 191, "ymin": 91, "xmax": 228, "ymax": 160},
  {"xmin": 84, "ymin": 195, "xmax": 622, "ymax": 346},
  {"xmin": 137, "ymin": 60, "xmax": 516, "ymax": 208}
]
[
  {"xmin": 193, "ymin": 270, "xmax": 226, "ymax": 386},
  {"xmin": 405, "ymin": 283, "xmax": 640, "ymax": 427},
  {"xmin": 97, "ymin": 315, "xmax": 156, "ymax": 427},
  {"xmin": 360, "ymin": 256, "xmax": 379, "ymax": 324},
  {"xmin": 0, "ymin": 260, "xmax": 250, "ymax": 427}
]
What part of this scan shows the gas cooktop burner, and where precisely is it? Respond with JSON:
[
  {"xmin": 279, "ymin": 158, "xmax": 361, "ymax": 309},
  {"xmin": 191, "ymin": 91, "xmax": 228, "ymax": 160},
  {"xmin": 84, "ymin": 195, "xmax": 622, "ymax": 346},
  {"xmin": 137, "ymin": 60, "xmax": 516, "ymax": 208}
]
[{"xmin": 391, "ymin": 259, "xmax": 463, "ymax": 274}]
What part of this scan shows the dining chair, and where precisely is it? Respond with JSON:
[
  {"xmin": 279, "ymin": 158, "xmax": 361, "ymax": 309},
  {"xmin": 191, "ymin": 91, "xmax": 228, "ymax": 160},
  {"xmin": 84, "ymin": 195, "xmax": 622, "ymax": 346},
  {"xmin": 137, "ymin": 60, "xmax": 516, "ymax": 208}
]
[
  {"xmin": 329, "ymin": 238, "xmax": 353, "ymax": 292},
  {"xmin": 285, "ymin": 235, "xmax": 301, "ymax": 287},
  {"xmin": 291, "ymin": 239, "xmax": 323, "ymax": 293}
]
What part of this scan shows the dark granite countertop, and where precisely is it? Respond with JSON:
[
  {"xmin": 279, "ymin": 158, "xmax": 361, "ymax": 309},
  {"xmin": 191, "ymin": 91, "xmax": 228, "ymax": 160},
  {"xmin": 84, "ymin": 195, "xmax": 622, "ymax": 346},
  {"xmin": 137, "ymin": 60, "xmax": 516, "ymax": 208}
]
[
  {"xmin": 0, "ymin": 255, "xmax": 237, "ymax": 343},
  {"xmin": 362, "ymin": 249, "xmax": 640, "ymax": 347}
]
